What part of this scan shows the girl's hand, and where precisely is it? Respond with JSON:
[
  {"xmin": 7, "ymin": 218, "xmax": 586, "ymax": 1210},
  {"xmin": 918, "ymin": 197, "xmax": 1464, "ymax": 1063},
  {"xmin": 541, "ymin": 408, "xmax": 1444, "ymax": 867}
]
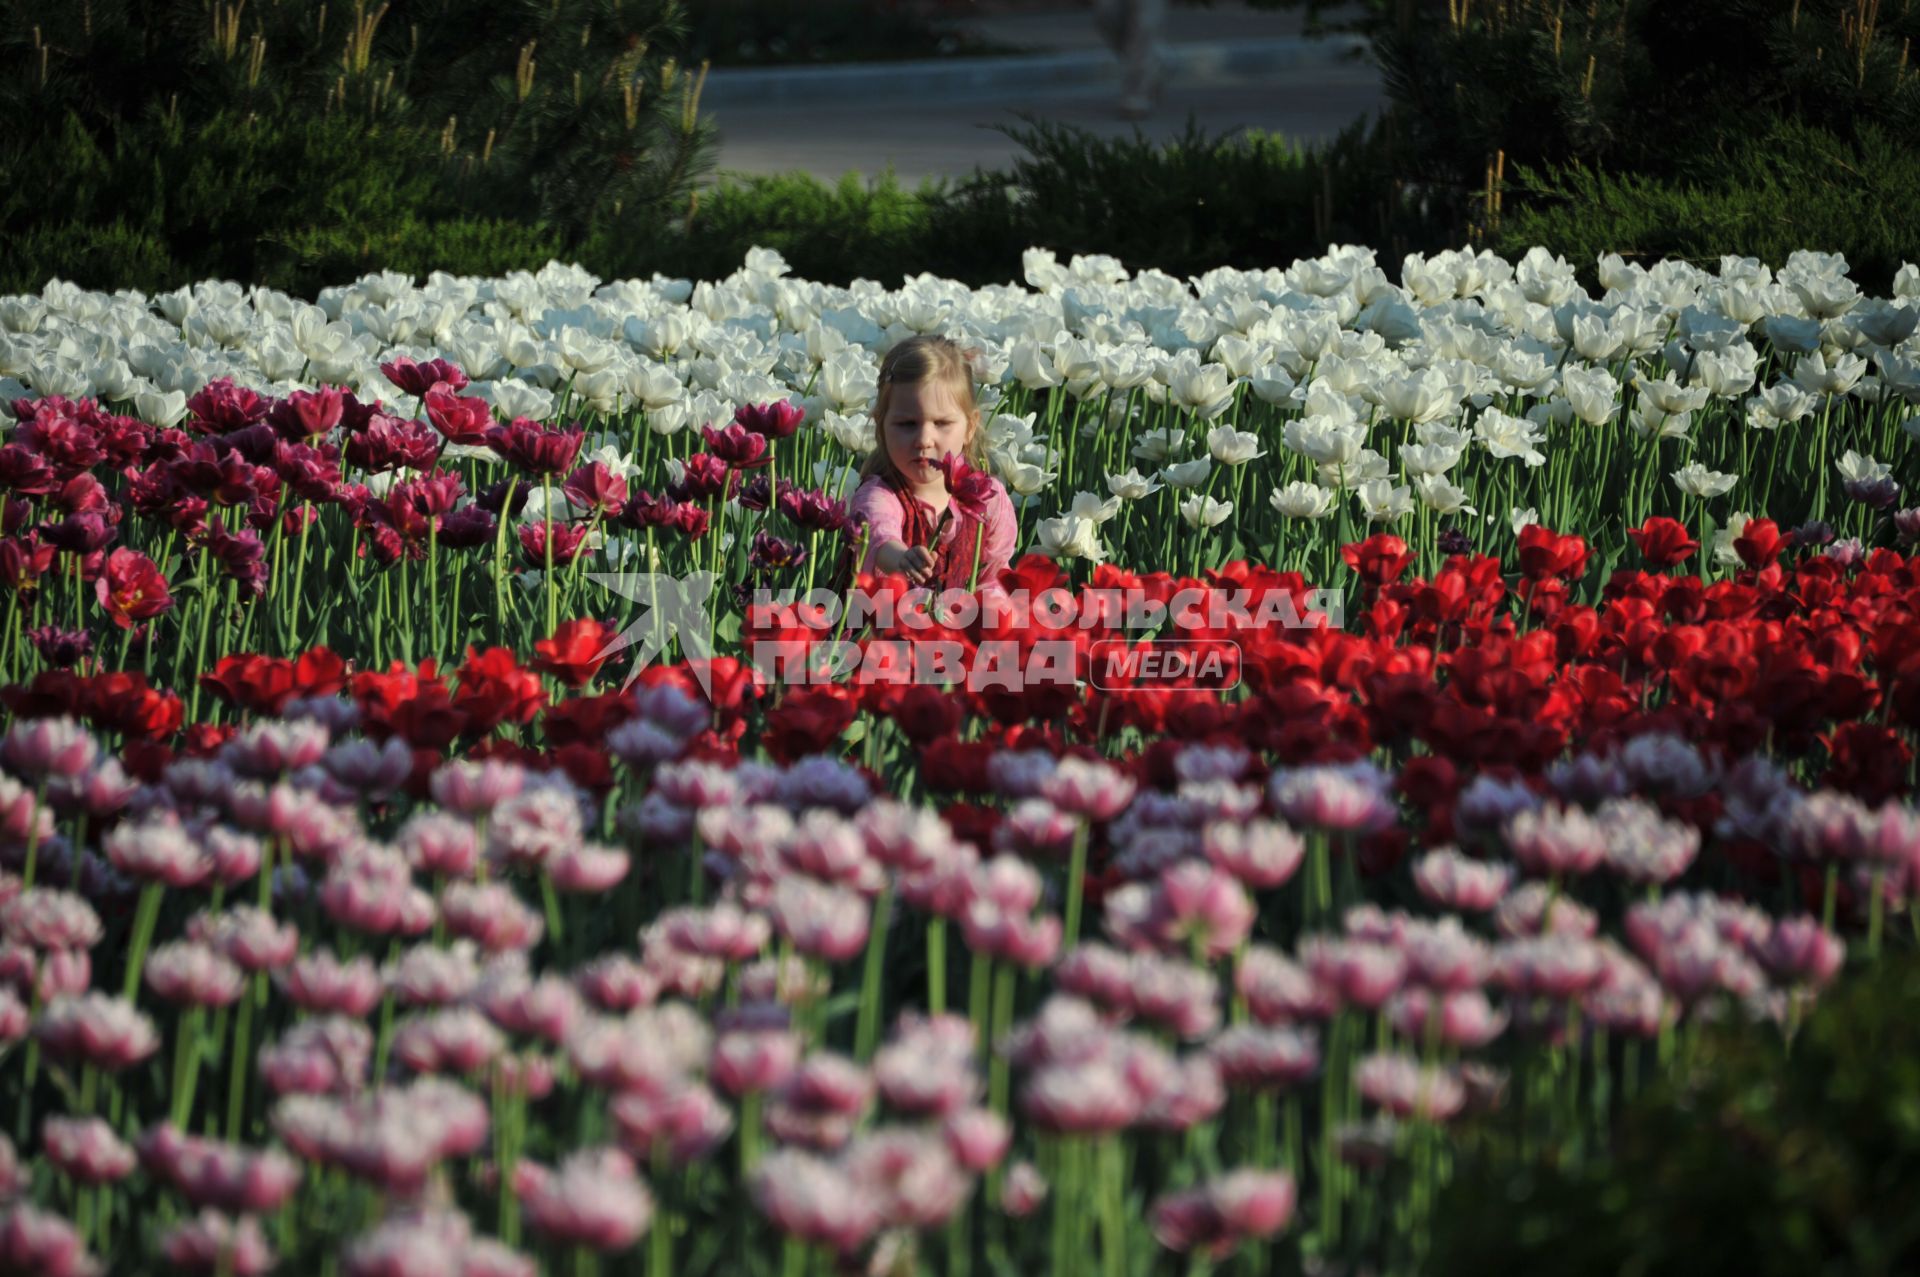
[{"xmin": 876, "ymin": 541, "xmax": 936, "ymax": 584}]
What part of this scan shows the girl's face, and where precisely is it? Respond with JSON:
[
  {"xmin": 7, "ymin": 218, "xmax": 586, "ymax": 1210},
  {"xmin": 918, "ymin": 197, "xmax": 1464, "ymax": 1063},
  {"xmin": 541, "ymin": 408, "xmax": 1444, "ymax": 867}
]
[{"xmin": 881, "ymin": 379, "xmax": 974, "ymax": 488}]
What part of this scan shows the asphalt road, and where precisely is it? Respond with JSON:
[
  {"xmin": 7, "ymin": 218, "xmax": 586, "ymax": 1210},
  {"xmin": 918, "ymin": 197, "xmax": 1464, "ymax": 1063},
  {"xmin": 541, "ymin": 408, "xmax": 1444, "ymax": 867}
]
[
  {"xmin": 704, "ymin": 62, "xmax": 1383, "ymax": 186},
  {"xmin": 699, "ymin": 3, "xmax": 1382, "ymax": 185}
]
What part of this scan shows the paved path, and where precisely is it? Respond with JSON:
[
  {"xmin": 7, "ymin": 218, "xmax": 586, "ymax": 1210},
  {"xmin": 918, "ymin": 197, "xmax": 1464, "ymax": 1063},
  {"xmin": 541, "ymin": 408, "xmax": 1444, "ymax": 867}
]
[{"xmin": 699, "ymin": 2, "xmax": 1382, "ymax": 185}]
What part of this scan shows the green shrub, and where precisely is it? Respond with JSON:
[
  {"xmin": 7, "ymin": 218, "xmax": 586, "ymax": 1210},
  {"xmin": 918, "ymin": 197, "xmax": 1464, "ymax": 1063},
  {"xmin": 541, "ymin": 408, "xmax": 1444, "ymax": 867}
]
[
  {"xmin": 606, "ymin": 114, "xmax": 1449, "ymax": 289},
  {"xmin": 1429, "ymin": 951, "xmax": 1920, "ymax": 1277},
  {"xmin": 1496, "ymin": 118, "xmax": 1920, "ymax": 294},
  {"xmin": 0, "ymin": 0, "xmax": 714, "ymax": 293}
]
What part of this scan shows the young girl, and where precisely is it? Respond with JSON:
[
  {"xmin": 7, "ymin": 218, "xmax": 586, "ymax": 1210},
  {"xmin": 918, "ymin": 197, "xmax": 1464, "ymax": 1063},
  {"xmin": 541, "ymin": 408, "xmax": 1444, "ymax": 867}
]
[{"xmin": 843, "ymin": 334, "xmax": 1018, "ymax": 595}]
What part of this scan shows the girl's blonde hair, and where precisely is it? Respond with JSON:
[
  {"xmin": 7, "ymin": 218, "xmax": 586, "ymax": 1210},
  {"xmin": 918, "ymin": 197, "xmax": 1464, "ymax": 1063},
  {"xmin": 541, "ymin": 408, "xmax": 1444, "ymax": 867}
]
[{"xmin": 859, "ymin": 334, "xmax": 993, "ymax": 481}]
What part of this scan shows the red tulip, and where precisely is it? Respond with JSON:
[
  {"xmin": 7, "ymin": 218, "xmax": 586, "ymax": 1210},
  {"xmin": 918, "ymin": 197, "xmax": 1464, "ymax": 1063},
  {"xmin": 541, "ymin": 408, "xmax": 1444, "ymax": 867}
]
[
  {"xmin": 1341, "ymin": 534, "xmax": 1415, "ymax": 587},
  {"xmin": 733, "ymin": 399, "xmax": 806, "ymax": 441},
  {"xmin": 933, "ymin": 453, "xmax": 995, "ymax": 521},
  {"xmin": 1626, "ymin": 516, "xmax": 1698, "ymax": 568},
  {"xmin": 533, "ymin": 619, "xmax": 616, "ymax": 689},
  {"xmin": 1516, "ymin": 524, "xmax": 1589, "ymax": 581},
  {"xmin": 1734, "ymin": 517, "xmax": 1785, "ymax": 568},
  {"xmin": 94, "ymin": 548, "xmax": 172, "ymax": 629},
  {"xmin": 379, "ymin": 356, "xmax": 469, "ymax": 397},
  {"xmin": 423, "ymin": 386, "xmax": 494, "ymax": 446}
]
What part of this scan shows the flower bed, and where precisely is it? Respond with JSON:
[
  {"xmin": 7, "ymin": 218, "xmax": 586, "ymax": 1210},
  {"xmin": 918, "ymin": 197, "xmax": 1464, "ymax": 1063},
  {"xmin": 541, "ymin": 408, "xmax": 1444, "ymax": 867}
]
[{"xmin": 0, "ymin": 244, "xmax": 1916, "ymax": 1275}]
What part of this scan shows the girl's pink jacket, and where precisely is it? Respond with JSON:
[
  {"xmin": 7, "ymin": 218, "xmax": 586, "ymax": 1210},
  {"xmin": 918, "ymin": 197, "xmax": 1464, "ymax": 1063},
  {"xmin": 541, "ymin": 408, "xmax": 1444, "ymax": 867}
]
[{"xmin": 847, "ymin": 473, "xmax": 1019, "ymax": 598}]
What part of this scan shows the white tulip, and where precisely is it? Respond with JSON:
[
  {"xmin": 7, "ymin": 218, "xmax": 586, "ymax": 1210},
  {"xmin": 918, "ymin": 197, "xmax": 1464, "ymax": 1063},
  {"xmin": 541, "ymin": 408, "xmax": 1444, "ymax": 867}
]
[
  {"xmin": 1131, "ymin": 428, "xmax": 1187, "ymax": 465},
  {"xmin": 1374, "ymin": 366, "xmax": 1458, "ymax": 424},
  {"xmin": 1399, "ymin": 442, "xmax": 1464, "ymax": 477},
  {"xmin": 1035, "ymin": 514, "xmax": 1106, "ymax": 563},
  {"xmin": 1008, "ymin": 339, "xmax": 1065, "ymax": 391},
  {"xmin": 1413, "ymin": 474, "xmax": 1477, "ymax": 516},
  {"xmin": 1560, "ymin": 365, "xmax": 1620, "ymax": 426},
  {"xmin": 1068, "ymin": 492, "xmax": 1123, "ymax": 523},
  {"xmin": 1106, "ymin": 468, "xmax": 1163, "ymax": 501},
  {"xmin": 1318, "ymin": 448, "xmax": 1390, "ymax": 489},
  {"xmin": 1160, "ymin": 458, "xmax": 1214, "ymax": 489},
  {"xmin": 822, "ymin": 410, "xmax": 876, "ymax": 453},
  {"xmin": 1179, "ymin": 495, "xmax": 1234, "ymax": 528},
  {"xmin": 1836, "ymin": 450, "xmax": 1891, "ymax": 484},
  {"xmin": 1633, "ymin": 372, "xmax": 1710, "ymax": 416},
  {"xmin": 1509, "ymin": 507, "xmax": 1541, "ymax": 534},
  {"xmin": 1282, "ymin": 415, "xmax": 1367, "ymax": 467},
  {"xmin": 1627, "ymin": 403, "xmax": 1693, "ymax": 441},
  {"xmin": 1205, "ymin": 425, "xmax": 1264, "ymax": 466},
  {"xmin": 1670, "ymin": 462, "xmax": 1738, "ymax": 499},
  {"xmin": 1790, "ymin": 350, "xmax": 1867, "ymax": 396},
  {"xmin": 1356, "ymin": 479, "xmax": 1413, "ymax": 524},
  {"xmin": 1474, "ymin": 408, "xmax": 1546, "ymax": 467},
  {"xmin": 1269, "ymin": 481, "xmax": 1335, "ymax": 520},
  {"xmin": 1166, "ymin": 360, "xmax": 1236, "ymax": 419},
  {"xmin": 133, "ymin": 387, "xmax": 188, "ymax": 429}
]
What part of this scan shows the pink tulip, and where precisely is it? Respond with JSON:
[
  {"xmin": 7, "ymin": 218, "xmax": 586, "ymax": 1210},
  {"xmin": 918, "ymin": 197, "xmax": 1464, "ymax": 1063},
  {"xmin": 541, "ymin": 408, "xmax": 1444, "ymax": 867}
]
[
  {"xmin": 1020, "ymin": 1058, "xmax": 1139, "ymax": 1134},
  {"xmin": 1494, "ymin": 882, "xmax": 1599, "ymax": 939},
  {"xmin": 842, "ymin": 1128, "xmax": 969, "ymax": 1229},
  {"xmin": 942, "ymin": 1107, "xmax": 1010, "ymax": 1172},
  {"xmin": 393, "ymin": 1008, "xmax": 505, "ymax": 1076},
  {"xmin": 223, "ymin": 718, "xmax": 330, "ymax": 777},
  {"xmin": 609, "ymin": 1080, "xmax": 733, "ymax": 1168},
  {"xmin": 103, "ymin": 813, "xmax": 213, "ymax": 887},
  {"xmin": 1207, "ymin": 1025, "xmax": 1320, "ymax": 1091},
  {"xmin": 750, "ymin": 1150, "xmax": 882, "ymax": 1253},
  {"xmin": 993, "ymin": 798, "xmax": 1081, "ymax": 859},
  {"xmin": 1400, "ymin": 919, "xmax": 1492, "ymax": 991},
  {"xmin": 768, "ymin": 877, "xmax": 869, "ymax": 963},
  {"xmin": 1491, "ymin": 936, "xmax": 1607, "ymax": 1000},
  {"xmin": 160, "ymin": 1210, "xmax": 276, "ymax": 1276},
  {"xmin": 1150, "ymin": 859, "xmax": 1255, "ymax": 960},
  {"xmin": 477, "ymin": 970, "xmax": 583, "ymax": 1044},
  {"xmin": 144, "ymin": 941, "xmax": 245, "ymax": 1008},
  {"xmin": 258, "ymin": 1016, "xmax": 373, "ymax": 1096},
  {"xmin": 573, "ymin": 955, "xmax": 661, "ymax": 1012},
  {"xmin": 0, "ymin": 1203, "xmax": 101, "ymax": 1277},
  {"xmin": 137, "ymin": 1123, "xmax": 302, "ymax": 1213},
  {"xmin": 395, "ymin": 812, "xmax": 481, "ymax": 878},
  {"xmin": 484, "ymin": 787, "xmax": 585, "ymax": 873},
  {"xmin": 1756, "ymin": 915, "xmax": 1845, "ymax": 987},
  {"xmin": 548, "ymin": 844, "xmax": 630, "ymax": 893},
  {"xmin": 1268, "ymin": 762, "xmax": 1395, "ymax": 834},
  {"xmin": 42, "ymin": 1116, "xmax": 135, "ymax": 1184},
  {"xmin": 278, "ymin": 948, "xmax": 383, "ymax": 1017},
  {"xmin": 441, "ymin": 882, "xmax": 543, "ymax": 953},
  {"xmin": 1042, "ymin": 756, "xmax": 1138, "ymax": 822},
  {"xmin": 1203, "ymin": 819, "xmax": 1305, "ymax": 888},
  {"xmin": 1411, "ymin": 848, "xmax": 1513, "ymax": 912},
  {"xmin": 711, "ymin": 1026, "xmax": 802, "ymax": 1097},
  {"xmin": 1355, "ymin": 1053, "xmax": 1466, "ymax": 1121},
  {"xmin": 429, "ymin": 759, "xmax": 526, "ymax": 815},
  {"xmin": 1, "ymin": 716, "xmax": 97, "ymax": 780},
  {"xmin": 1000, "ymin": 1160, "xmax": 1048, "ymax": 1217},
  {"xmin": 34, "ymin": 994, "xmax": 160, "ymax": 1072},
  {"xmin": 0, "ymin": 888, "xmax": 103, "ymax": 950},
  {"xmin": 188, "ymin": 906, "xmax": 298, "ymax": 972},
  {"xmin": 1234, "ymin": 946, "xmax": 1336, "ymax": 1024},
  {"xmin": 1503, "ymin": 802, "xmax": 1608, "ymax": 877},
  {"xmin": 1300, "ymin": 937, "xmax": 1406, "ymax": 1011},
  {"xmin": 520, "ymin": 1147, "xmax": 653, "ymax": 1252}
]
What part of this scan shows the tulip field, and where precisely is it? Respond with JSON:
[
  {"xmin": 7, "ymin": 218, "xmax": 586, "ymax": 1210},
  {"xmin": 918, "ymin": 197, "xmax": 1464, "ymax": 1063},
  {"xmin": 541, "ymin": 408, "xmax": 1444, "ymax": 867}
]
[{"xmin": 0, "ymin": 243, "xmax": 1917, "ymax": 1276}]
